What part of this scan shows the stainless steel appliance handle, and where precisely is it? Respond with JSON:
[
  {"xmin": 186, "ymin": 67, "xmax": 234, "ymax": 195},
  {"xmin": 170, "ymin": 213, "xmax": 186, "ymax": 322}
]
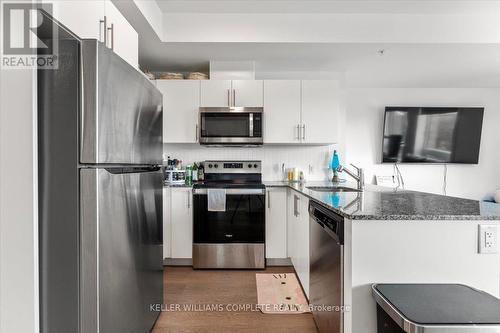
[
  {"xmin": 227, "ymin": 89, "xmax": 231, "ymax": 107},
  {"xmin": 193, "ymin": 188, "xmax": 265, "ymax": 195},
  {"xmin": 99, "ymin": 16, "xmax": 107, "ymax": 44},
  {"xmin": 107, "ymin": 23, "xmax": 114, "ymax": 50},
  {"xmin": 249, "ymin": 113, "xmax": 254, "ymax": 137},
  {"xmin": 302, "ymin": 124, "xmax": 306, "ymax": 140}
]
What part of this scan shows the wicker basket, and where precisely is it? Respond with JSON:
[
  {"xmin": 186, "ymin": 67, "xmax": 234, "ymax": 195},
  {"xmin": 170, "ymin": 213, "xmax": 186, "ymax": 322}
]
[
  {"xmin": 159, "ymin": 72, "xmax": 184, "ymax": 80},
  {"xmin": 187, "ymin": 72, "xmax": 208, "ymax": 80}
]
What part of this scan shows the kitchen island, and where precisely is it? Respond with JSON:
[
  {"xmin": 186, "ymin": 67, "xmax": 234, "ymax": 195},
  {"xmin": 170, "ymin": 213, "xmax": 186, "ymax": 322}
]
[{"xmin": 265, "ymin": 181, "xmax": 500, "ymax": 333}]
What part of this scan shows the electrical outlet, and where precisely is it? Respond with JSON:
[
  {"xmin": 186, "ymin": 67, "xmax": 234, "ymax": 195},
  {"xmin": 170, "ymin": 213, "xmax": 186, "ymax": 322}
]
[{"xmin": 479, "ymin": 225, "xmax": 499, "ymax": 254}]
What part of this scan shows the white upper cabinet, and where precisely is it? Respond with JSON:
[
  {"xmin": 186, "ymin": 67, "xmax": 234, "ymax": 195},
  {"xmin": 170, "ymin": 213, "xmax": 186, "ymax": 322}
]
[
  {"xmin": 46, "ymin": 0, "xmax": 105, "ymax": 40},
  {"xmin": 232, "ymin": 80, "xmax": 263, "ymax": 107},
  {"xmin": 263, "ymin": 80, "xmax": 301, "ymax": 143},
  {"xmin": 200, "ymin": 80, "xmax": 263, "ymax": 107},
  {"xmin": 104, "ymin": 0, "xmax": 138, "ymax": 68},
  {"xmin": 156, "ymin": 80, "xmax": 200, "ymax": 143},
  {"xmin": 200, "ymin": 80, "xmax": 232, "ymax": 107},
  {"xmin": 45, "ymin": 0, "xmax": 138, "ymax": 68},
  {"xmin": 265, "ymin": 187, "xmax": 288, "ymax": 259},
  {"xmin": 301, "ymin": 80, "xmax": 340, "ymax": 144}
]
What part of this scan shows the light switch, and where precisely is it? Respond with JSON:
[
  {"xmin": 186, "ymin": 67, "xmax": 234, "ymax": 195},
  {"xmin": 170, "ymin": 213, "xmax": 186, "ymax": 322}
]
[{"xmin": 479, "ymin": 225, "xmax": 499, "ymax": 254}]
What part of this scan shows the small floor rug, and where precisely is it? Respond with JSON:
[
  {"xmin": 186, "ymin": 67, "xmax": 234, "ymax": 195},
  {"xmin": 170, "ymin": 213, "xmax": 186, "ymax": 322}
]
[{"xmin": 255, "ymin": 273, "xmax": 311, "ymax": 314}]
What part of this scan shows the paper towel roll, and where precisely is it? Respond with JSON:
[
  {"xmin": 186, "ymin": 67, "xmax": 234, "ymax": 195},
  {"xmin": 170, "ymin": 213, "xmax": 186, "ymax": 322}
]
[{"xmin": 495, "ymin": 190, "xmax": 500, "ymax": 203}]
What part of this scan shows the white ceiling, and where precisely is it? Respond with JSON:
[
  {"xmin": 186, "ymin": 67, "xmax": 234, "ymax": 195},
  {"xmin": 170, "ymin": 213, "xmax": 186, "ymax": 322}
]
[
  {"xmin": 127, "ymin": 0, "xmax": 500, "ymax": 87},
  {"xmin": 156, "ymin": 0, "xmax": 500, "ymax": 14}
]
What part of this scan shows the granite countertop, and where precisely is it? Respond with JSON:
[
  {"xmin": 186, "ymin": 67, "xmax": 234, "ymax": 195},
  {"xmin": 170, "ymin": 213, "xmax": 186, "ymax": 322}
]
[{"xmin": 265, "ymin": 181, "xmax": 500, "ymax": 221}]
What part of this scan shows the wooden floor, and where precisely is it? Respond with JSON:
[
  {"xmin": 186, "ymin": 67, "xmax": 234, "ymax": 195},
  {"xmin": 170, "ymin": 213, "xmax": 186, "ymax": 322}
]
[{"xmin": 152, "ymin": 266, "xmax": 318, "ymax": 333}]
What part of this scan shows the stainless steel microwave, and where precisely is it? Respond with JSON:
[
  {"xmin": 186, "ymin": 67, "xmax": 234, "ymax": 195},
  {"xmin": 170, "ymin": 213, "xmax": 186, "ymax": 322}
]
[{"xmin": 199, "ymin": 107, "xmax": 263, "ymax": 145}]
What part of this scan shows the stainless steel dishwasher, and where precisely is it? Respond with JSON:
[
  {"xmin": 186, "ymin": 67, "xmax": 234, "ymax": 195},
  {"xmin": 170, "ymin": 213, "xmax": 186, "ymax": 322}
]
[{"xmin": 309, "ymin": 200, "xmax": 345, "ymax": 333}]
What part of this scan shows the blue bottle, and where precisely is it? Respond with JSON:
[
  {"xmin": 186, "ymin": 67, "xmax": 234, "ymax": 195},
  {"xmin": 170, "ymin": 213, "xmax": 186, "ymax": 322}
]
[
  {"xmin": 331, "ymin": 150, "xmax": 340, "ymax": 170},
  {"xmin": 331, "ymin": 150, "xmax": 340, "ymax": 182}
]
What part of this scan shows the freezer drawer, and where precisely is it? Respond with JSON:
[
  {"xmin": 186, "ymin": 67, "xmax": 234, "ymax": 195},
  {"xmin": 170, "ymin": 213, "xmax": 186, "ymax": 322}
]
[
  {"xmin": 80, "ymin": 167, "xmax": 163, "ymax": 333},
  {"xmin": 80, "ymin": 40, "xmax": 162, "ymax": 165}
]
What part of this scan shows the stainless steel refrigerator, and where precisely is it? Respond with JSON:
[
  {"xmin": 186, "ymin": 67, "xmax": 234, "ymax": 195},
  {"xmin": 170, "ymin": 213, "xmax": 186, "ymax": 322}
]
[{"xmin": 38, "ymin": 14, "xmax": 163, "ymax": 333}]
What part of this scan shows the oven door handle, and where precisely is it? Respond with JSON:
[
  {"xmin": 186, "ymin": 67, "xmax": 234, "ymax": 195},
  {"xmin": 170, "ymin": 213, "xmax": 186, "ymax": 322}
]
[{"xmin": 193, "ymin": 188, "xmax": 265, "ymax": 195}]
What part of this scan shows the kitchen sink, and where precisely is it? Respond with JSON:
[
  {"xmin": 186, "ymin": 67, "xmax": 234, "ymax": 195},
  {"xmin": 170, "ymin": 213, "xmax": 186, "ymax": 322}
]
[{"xmin": 306, "ymin": 186, "xmax": 362, "ymax": 193}]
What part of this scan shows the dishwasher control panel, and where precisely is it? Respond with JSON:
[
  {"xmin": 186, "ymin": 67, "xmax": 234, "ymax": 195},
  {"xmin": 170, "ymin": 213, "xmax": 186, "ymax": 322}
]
[{"xmin": 309, "ymin": 201, "xmax": 344, "ymax": 244}]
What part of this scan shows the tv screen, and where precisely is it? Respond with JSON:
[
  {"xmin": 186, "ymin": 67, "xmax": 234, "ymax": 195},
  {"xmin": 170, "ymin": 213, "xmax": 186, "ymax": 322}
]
[{"xmin": 382, "ymin": 107, "xmax": 484, "ymax": 164}]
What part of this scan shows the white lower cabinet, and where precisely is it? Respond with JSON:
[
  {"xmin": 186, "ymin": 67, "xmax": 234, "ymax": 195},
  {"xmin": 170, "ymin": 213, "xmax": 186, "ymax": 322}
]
[
  {"xmin": 163, "ymin": 187, "xmax": 172, "ymax": 258},
  {"xmin": 265, "ymin": 187, "xmax": 287, "ymax": 259},
  {"xmin": 169, "ymin": 187, "xmax": 193, "ymax": 259},
  {"xmin": 287, "ymin": 189, "xmax": 310, "ymax": 298}
]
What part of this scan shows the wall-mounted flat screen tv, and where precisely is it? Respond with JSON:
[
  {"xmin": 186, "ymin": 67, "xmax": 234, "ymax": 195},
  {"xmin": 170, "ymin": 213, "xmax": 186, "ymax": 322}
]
[{"xmin": 382, "ymin": 107, "xmax": 484, "ymax": 164}]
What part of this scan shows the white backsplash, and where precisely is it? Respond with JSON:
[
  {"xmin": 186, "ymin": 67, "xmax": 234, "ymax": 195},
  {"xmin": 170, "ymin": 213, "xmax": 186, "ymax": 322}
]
[{"xmin": 163, "ymin": 144, "xmax": 338, "ymax": 181}]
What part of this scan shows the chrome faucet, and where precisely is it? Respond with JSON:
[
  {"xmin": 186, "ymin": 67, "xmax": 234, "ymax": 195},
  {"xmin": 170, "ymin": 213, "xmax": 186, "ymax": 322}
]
[{"xmin": 334, "ymin": 163, "xmax": 365, "ymax": 190}]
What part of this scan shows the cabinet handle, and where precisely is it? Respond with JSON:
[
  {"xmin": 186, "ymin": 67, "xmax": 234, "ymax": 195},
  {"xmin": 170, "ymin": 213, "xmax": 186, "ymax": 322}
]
[
  {"xmin": 302, "ymin": 124, "xmax": 306, "ymax": 140},
  {"xmin": 232, "ymin": 89, "xmax": 236, "ymax": 107},
  {"xmin": 107, "ymin": 23, "xmax": 114, "ymax": 50},
  {"xmin": 195, "ymin": 124, "xmax": 198, "ymax": 141},
  {"xmin": 227, "ymin": 89, "xmax": 231, "ymax": 107},
  {"xmin": 267, "ymin": 191, "xmax": 270, "ymax": 209},
  {"xmin": 187, "ymin": 192, "xmax": 191, "ymax": 209},
  {"xmin": 294, "ymin": 195, "xmax": 299, "ymax": 217},
  {"xmin": 99, "ymin": 16, "xmax": 107, "ymax": 45},
  {"xmin": 296, "ymin": 124, "xmax": 300, "ymax": 140}
]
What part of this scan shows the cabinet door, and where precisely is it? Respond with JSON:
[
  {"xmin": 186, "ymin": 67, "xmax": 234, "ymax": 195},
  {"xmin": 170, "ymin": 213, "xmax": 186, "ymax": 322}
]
[
  {"xmin": 200, "ymin": 80, "xmax": 232, "ymax": 107},
  {"xmin": 232, "ymin": 80, "xmax": 263, "ymax": 107},
  {"xmin": 171, "ymin": 188, "xmax": 193, "ymax": 259},
  {"xmin": 46, "ymin": 0, "xmax": 105, "ymax": 40},
  {"xmin": 156, "ymin": 80, "xmax": 200, "ymax": 143},
  {"xmin": 104, "ymin": 0, "xmax": 138, "ymax": 68},
  {"xmin": 263, "ymin": 80, "xmax": 301, "ymax": 143},
  {"xmin": 297, "ymin": 193, "xmax": 310, "ymax": 298},
  {"xmin": 163, "ymin": 187, "xmax": 172, "ymax": 258},
  {"xmin": 265, "ymin": 188, "xmax": 287, "ymax": 259},
  {"xmin": 287, "ymin": 189, "xmax": 296, "ymax": 259},
  {"xmin": 301, "ymin": 80, "xmax": 340, "ymax": 144}
]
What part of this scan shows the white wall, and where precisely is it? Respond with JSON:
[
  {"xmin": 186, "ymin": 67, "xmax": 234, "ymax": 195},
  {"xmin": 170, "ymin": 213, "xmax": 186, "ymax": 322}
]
[
  {"xmin": 163, "ymin": 144, "xmax": 339, "ymax": 182},
  {"xmin": 344, "ymin": 88, "xmax": 500, "ymax": 200},
  {"xmin": 162, "ymin": 12, "xmax": 500, "ymax": 43},
  {"xmin": 350, "ymin": 219, "xmax": 500, "ymax": 333},
  {"xmin": 0, "ymin": 68, "xmax": 38, "ymax": 332},
  {"xmin": 133, "ymin": 0, "xmax": 163, "ymax": 39}
]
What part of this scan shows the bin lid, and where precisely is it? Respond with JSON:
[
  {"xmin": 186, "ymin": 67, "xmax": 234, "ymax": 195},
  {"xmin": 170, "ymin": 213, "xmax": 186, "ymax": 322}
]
[{"xmin": 373, "ymin": 284, "xmax": 500, "ymax": 326}]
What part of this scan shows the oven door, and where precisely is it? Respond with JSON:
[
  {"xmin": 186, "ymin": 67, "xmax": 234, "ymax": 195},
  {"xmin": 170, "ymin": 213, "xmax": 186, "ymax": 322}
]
[
  {"xmin": 199, "ymin": 108, "xmax": 263, "ymax": 145},
  {"xmin": 193, "ymin": 188, "xmax": 265, "ymax": 243}
]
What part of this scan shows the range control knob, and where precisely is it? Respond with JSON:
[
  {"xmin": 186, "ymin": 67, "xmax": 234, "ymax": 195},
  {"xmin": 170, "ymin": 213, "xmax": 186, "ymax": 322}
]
[
  {"xmin": 208, "ymin": 164, "xmax": 213, "ymax": 168},
  {"xmin": 214, "ymin": 164, "xmax": 219, "ymax": 168},
  {"xmin": 248, "ymin": 164, "xmax": 253, "ymax": 168},
  {"xmin": 254, "ymin": 164, "xmax": 259, "ymax": 168}
]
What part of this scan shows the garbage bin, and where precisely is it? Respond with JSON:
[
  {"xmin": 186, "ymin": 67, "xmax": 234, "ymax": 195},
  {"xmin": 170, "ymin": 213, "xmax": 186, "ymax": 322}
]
[{"xmin": 372, "ymin": 284, "xmax": 500, "ymax": 333}]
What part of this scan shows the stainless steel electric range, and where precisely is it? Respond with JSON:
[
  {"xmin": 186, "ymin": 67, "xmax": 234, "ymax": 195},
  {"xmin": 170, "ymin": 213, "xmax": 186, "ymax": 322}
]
[{"xmin": 192, "ymin": 161, "xmax": 265, "ymax": 269}]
